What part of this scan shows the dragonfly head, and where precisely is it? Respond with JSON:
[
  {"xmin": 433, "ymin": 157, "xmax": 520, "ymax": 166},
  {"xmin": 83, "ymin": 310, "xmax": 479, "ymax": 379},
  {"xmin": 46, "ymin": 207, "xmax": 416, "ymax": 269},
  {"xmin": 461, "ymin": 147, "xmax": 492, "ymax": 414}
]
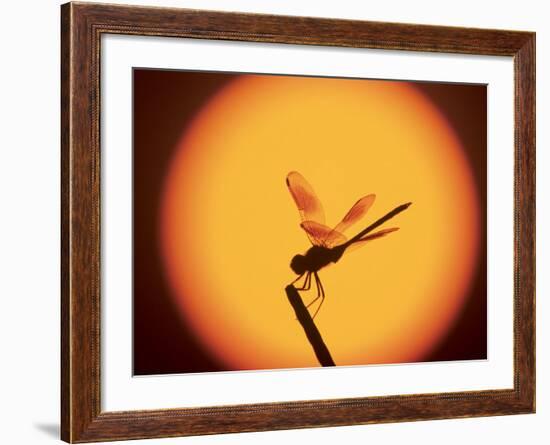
[{"xmin": 290, "ymin": 254, "xmax": 307, "ymax": 275}]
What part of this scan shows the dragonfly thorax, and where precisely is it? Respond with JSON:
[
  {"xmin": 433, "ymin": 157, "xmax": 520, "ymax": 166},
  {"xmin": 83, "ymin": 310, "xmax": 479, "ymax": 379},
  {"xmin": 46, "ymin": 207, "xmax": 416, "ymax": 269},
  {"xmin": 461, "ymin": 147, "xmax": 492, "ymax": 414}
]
[{"xmin": 290, "ymin": 245, "xmax": 345, "ymax": 275}]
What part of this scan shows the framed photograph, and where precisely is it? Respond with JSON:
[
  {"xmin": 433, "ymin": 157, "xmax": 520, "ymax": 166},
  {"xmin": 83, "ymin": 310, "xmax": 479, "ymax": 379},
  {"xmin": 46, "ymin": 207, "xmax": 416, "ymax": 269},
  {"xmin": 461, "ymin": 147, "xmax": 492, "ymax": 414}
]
[{"xmin": 61, "ymin": 2, "xmax": 535, "ymax": 442}]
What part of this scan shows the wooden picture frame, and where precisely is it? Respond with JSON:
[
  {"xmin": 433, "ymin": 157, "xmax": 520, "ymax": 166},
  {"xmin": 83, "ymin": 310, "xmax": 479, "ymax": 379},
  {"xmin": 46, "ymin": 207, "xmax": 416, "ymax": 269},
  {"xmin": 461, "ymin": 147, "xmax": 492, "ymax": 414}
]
[{"xmin": 61, "ymin": 2, "xmax": 535, "ymax": 442}]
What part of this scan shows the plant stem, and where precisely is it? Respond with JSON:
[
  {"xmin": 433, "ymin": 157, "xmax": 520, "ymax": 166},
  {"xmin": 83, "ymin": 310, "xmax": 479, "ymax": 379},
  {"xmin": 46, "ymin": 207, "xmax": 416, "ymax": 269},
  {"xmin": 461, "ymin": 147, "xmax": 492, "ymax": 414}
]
[{"xmin": 285, "ymin": 284, "xmax": 335, "ymax": 367}]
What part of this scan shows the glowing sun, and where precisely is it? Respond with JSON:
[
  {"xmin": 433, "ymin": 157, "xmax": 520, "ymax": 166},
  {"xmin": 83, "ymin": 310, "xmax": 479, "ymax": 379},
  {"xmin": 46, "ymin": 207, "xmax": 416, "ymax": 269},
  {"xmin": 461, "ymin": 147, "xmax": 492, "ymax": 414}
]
[{"xmin": 160, "ymin": 75, "xmax": 480, "ymax": 371}]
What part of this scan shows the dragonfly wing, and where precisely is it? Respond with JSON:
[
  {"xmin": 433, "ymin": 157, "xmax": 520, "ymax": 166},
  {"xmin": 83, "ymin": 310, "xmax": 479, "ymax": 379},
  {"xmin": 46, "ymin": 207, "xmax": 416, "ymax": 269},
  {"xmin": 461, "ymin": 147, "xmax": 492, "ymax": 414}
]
[
  {"xmin": 334, "ymin": 194, "xmax": 376, "ymax": 234},
  {"xmin": 345, "ymin": 227, "xmax": 399, "ymax": 253},
  {"xmin": 286, "ymin": 171, "xmax": 325, "ymax": 225},
  {"xmin": 301, "ymin": 221, "xmax": 347, "ymax": 247},
  {"xmin": 323, "ymin": 228, "xmax": 348, "ymax": 248}
]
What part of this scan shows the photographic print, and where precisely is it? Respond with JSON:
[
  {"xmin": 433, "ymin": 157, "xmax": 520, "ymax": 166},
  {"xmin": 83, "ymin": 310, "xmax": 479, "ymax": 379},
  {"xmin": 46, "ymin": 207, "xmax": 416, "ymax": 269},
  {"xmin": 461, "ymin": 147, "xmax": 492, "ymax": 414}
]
[
  {"xmin": 61, "ymin": 6, "xmax": 535, "ymax": 440},
  {"xmin": 133, "ymin": 69, "xmax": 487, "ymax": 375}
]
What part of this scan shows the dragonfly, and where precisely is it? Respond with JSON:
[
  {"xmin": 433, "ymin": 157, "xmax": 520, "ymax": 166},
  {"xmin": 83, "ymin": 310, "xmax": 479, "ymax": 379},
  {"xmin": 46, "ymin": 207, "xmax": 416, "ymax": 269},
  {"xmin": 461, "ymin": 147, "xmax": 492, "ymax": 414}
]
[{"xmin": 286, "ymin": 171, "xmax": 411, "ymax": 319}]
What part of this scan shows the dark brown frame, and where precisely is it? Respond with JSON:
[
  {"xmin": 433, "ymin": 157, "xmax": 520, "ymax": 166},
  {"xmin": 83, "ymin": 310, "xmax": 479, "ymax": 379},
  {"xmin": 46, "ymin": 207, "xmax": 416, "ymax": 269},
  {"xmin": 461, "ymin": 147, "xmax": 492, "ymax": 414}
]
[{"xmin": 61, "ymin": 2, "xmax": 535, "ymax": 442}]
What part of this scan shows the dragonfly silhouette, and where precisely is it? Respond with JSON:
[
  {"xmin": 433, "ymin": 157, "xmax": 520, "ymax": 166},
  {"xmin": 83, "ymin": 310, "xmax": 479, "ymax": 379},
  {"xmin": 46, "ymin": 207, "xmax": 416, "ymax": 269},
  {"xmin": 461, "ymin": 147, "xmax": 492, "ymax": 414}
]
[{"xmin": 287, "ymin": 171, "xmax": 411, "ymax": 319}]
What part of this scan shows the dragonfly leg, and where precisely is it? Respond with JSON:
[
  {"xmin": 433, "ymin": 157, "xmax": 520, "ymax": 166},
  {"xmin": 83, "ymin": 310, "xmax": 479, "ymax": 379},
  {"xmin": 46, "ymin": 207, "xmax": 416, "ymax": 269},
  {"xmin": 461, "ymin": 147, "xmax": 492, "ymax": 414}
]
[
  {"xmin": 304, "ymin": 272, "xmax": 312, "ymax": 290},
  {"xmin": 317, "ymin": 273, "xmax": 325, "ymax": 297},
  {"xmin": 306, "ymin": 296, "xmax": 320, "ymax": 309},
  {"xmin": 306, "ymin": 276, "xmax": 321, "ymax": 308},
  {"xmin": 295, "ymin": 272, "xmax": 312, "ymax": 291},
  {"xmin": 305, "ymin": 273, "xmax": 324, "ymax": 315},
  {"xmin": 291, "ymin": 272, "xmax": 305, "ymax": 285},
  {"xmin": 310, "ymin": 272, "xmax": 326, "ymax": 320},
  {"xmin": 292, "ymin": 273, "xmax": 312, "ymax": 320},
  {"xmin": 306, "ymin": 279, "xmax": 321, "ymax": 307}
]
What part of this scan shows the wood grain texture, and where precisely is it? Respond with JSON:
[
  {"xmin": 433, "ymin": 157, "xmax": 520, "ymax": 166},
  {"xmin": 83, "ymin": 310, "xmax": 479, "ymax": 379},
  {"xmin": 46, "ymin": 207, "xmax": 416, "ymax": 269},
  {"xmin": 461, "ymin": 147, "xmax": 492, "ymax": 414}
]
[
  {"xmin": 60, "ymin": 2, "xmax": 536, "ymax": 442},
  {"xmin": 60, "ymin": 4, "xmax": 71, "ymax": 440}
]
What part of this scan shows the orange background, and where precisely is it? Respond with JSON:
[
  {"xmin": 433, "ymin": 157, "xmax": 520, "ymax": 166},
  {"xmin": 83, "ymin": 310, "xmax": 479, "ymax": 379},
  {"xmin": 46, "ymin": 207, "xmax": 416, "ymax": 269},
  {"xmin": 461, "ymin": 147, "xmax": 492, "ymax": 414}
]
[{"xmin": 133, "ymin": 70, "xmax": 487, "ymax": 374}]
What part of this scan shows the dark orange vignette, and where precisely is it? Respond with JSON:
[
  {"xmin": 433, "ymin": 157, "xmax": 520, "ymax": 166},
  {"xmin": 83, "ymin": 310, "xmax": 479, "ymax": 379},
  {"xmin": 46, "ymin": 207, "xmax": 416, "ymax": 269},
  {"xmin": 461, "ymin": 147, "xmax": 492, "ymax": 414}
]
[{"xmin": 134, "ymin": 71, "xmax": 486, "ymax": 374}]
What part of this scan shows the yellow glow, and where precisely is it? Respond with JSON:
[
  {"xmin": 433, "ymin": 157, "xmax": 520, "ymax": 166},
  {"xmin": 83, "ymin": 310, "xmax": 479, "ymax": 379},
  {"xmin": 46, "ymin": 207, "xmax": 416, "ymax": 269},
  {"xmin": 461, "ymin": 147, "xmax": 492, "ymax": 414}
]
[{"xmin": 160, "ymin": 75, "xmax": 480, "ymax": 370}]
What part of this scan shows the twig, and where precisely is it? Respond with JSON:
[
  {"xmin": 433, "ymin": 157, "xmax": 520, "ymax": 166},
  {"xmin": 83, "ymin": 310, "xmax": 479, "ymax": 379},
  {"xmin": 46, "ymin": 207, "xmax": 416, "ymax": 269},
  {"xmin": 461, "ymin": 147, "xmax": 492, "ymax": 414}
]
[{"xmin": 285, "ymin": 284, "xmax": 335, "ymax": 367}]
